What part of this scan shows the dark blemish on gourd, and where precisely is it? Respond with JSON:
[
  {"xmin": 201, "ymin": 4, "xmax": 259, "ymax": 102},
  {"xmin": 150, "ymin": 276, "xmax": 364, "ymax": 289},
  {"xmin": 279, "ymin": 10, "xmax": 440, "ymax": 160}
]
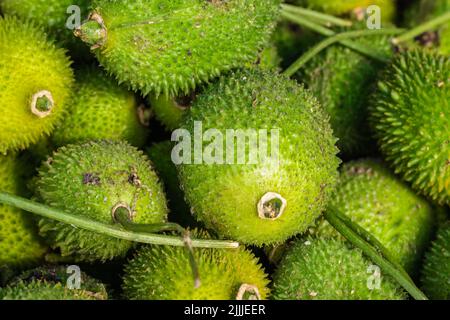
[
  {"xmin": 251, "ymin": 90, "xmax": 258, "ymax": 107},
  {"xmin": 128, "ymin": 168, "xmax": 142, "ymax": 187},
  {"xmin": 415, "ymin": 31, "xmax": 439, "ymax": 49},
  {"xmin": 83, "ymin": 173, "xmax": 101, "ymax": 186}
]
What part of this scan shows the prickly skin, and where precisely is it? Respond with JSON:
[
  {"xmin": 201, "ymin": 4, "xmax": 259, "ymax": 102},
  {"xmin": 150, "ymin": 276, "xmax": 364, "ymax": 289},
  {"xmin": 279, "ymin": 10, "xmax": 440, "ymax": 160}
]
[
  {"xmin": 53, "ymin": 66, "xmax": 149, "ymax": 148},
  {"xmin": 123, "ymin": 230, "xmax": 270, "ymax": 300},
  {"xmin": 177, "ymin": 69, "xmax": 340, "ymax": 245},
  {"xmin": 272, "ymin": 237, "xmax": 406, "ymax": 300},
  {"xmin": 319, "ymin": 159, "xmax": 435, "ymax": 274},
  {"xmin": 369, "ymin": 50, "xmax": 450, "ymax": 206},
  {"xmin": 0, "ymin": 16, "xmax": 74, "ymax": 154},
  {"xmin": 35, "ymin": 140, "xmax": 168, "ymax": 262},
  {"xmin": 77, "ymin": 0, "xmax": 281, "ymax": 96}
]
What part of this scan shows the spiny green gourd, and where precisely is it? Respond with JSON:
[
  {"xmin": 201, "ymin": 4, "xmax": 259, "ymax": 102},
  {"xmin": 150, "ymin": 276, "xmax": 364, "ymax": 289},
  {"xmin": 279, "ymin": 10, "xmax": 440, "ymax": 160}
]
[
  {"xmin": 0, "ymin": 265, "xmax": 108, "ymax": 300},
  {"xmin": 272, "ymin": 237, "xmax": 406, "ymax": 300},
  {"xmin": 292, "ymin": 0, "xmax": 395, "ymax": 21},
  {"xmin": 177, "ymin": 69, "xmax": 340, "ymax": 245},
  {"xmin": 369, "ymin": 50, "xmax": 449, "ymax": 206},
  {"xmin": 52, "ymin": 66, "xmax": 150, "ymax": 148},
  {"xmin": 148, "ymin": 44, "xmax": 281, "ymax": 132},
  {"xmin": 404, "ymin": 0, "xmax": 449, "ymax": 55},
  {"xmin": 318, "ymin": 159, "xmax": 435, "ymax": 273},
  {"xmin": 148, "ymin": 93, "xmax": 195, "ymax": 132},
  {"xmin": 147, "ymin": 141, "xmax": 195, "ymax": 227},
  {"xmin": 0, "ymin": 16, "xmax": 74, "ymax": 155},
  {"xmin": 0, "ymin": 0, "xmax": 92, "ymax": 61},
  {"xmin": 0, "ymin": 154, "xmax": 47, "ymax": 269},
  {"xmin": 123, "ymin": 230, "xmax": 270, "ymax": 300},
  {"xmin": 35, "ymin": 140, "xmax": 168, "ymax": 262},
  {"xmin": 74, "ymin": 0, "xmax": 281, "ymax": 97},
  {"xmin": 301, "ymin": 24, "xmax": 393, "ymax": 157},
  {"xmin": 421, "ymin": 222, "xmax": 450, "ymax": 300}
]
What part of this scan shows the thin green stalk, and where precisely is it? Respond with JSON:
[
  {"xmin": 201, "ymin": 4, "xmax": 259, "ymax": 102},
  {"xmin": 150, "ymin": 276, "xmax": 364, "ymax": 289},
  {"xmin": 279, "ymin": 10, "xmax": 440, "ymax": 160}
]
[
  {"xmin": 0, "ymin": 192, "xmax": 239, "ymax": 249},
  {"xmin": 331, "ymin": 208, "xmax": 412, "ymax": 282},
  {"xmin": 324, "ymin": 209, "xmax": 428, "ymax": 300},
  {"xmin": 281, "ymin": 10, "xmax": 391, "ymax": 63},
  {"xmin": 113, "ymin": 206, "xmax": 185, "ymax": 234},
  {"xmin": 284, "ymin": 28, "xmax": 403, "ymax": 77},
  {"xmin": 114, "ymin": 207, "xmax": 201, "ymax": 288},
  {"xmin": 392, "ymin": 11, "xmax": 450, "ymax": 44},
  {"xmin": 281, "ymin": 3, "xmax": 352, "ymax": 27},
  {"xmin": 281, "ymin": 9, "xmax": 334, "ymax": 36}
]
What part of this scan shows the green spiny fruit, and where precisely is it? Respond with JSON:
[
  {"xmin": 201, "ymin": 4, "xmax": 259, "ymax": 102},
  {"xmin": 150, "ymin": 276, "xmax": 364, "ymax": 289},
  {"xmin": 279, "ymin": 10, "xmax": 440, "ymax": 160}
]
[
  {"xmin": 404, "ymin": 0, "xmax": 449, "ymax": 55},
  {"xmin": 148, "ymin": 43, "xmax": 281, "ymax": 132},
  {"xmin": 0, "ymin": 154, "xmax": 47, "ymax": 269},
  {"xmin": 0, "ymin": 16, "xmax": 74, "ymax": 155},
  {"xmin": 318, "ymin": 159, "xmax": 435, "ymax": 273},
  {"xmin": 0, "ymin": 0, "xmax": 92, "ymax": 61},
  {"xmin": 421, "ymin": 222, "xmax": 450, "ymax": 300},
  {"xmin": 53, "ymin": 66, "xmax": 150, "ymax": 148},
  {"xmin": 148, "ymin": 93, "xmax": 194, "ymax": 132},
  {"xmin": 147, "ymin": 141, "xmax": 195, "ymax": 227},
  {"xmin": 74, "ymin": 0, "xmax": 281, "ymax": 96},
  {"xmin": 292, "ymin": 0, "xmax": 395, "ymax": 21},
  {"xmin": 272, "ymin": 237, "xmax": 406, "ymax": 300},
  {"xmin": 0, "ymin": 265, "xmax": 108, "ymax": 300},
  {"xmin": 177, "ymin": 69, "xmax": 340, "ymax": 245},
  {"xmin": 122, "ymin": 230, "xmax": 270, "ymax": 300},
  {"xmin": 301, "ymin": 23, "xmax": 393, "ymax": 158},
  {"xmin": 369, "ymin": 50, "xmax": 450, "ymax": 206},
  {"xmin": 35, "ymin": 140, "xmax": 168, "ymax": 262}
]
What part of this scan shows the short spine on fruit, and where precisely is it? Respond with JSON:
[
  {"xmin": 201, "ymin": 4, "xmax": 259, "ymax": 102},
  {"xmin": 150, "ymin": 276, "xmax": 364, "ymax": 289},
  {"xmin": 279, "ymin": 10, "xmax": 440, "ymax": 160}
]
[
  {"xmin": 272, "ymin": 237, "xmax": 406, "ymax": 300},
  {"xmin": 369, "ymin": 50, "xmax": 450, "ymax": 206},
  {"xmin": 122, "ymin": 230, "xmax": 270, "ymax": 300},
  {"xmin": 421, "ymin": 223, "xmax": 450, "ymax": 300},
  {"xmin": 0, "ymin": 16, "xmax": 74, "ymax": 154},
  {"xmin": 177, "ymin": 68, "xmax": 340, "ymax": 245},
  {"xmin": 52, "ymin": 66, "xmax": 149, "ymax": 148},
  {"xmin": 35, "ymin": 140, "xmax": 168, "ymax": 262},
  {"xmin": 74, "ymin": 0, "xmax": 281, "ymax": 97}
]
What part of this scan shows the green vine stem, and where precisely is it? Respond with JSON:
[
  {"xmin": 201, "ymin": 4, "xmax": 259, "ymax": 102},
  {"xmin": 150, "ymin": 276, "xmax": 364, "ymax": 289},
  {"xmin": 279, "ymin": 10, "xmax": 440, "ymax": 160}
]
[
  {"xmin": 324, "ymin": 208, "xmax": 428, "ymax": 300},
  {"xmin": 113, "ymin": 206, "xmax": 201, "ymax": 288},
  {"xmin": 331, "ymin": 208, "xmax": 413, "ymax": 281},
  {"xmin": 281, "ymin": 3, "xmax": 352, "ymax": 27},
  {"xmin": 0, "ymin": 192, "xmax": 239, "ymax": 249},
  {"xmin": 280, "ymin": 9, "xmax": 391, "ymax": 62},
  {"xmin": 392, "ymin": 11, "xmax": 450, "ymax": 45},
  {"xmin": 284, "ymin": 28, "xmax": 404, "ymax": 77}
]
